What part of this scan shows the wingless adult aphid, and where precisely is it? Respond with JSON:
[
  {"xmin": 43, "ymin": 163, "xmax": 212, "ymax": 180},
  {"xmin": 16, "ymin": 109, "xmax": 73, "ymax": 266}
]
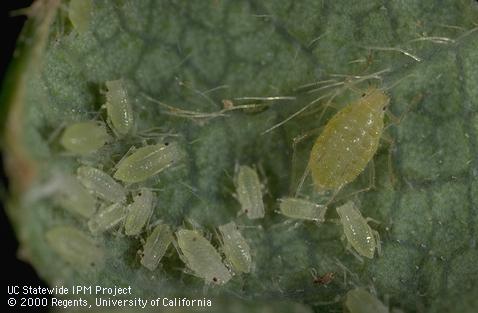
[
  {"xmin": 175, "ymin": 229, "xmax": 232, "ymax": 285},
  {"xmin": 77, "ymin": 166, "xmax": 126, "ymax": 203},
  {"xmin": 307, "ymin": 86, "xmax": 390, "ymax": 192},
  {"xmin": 140, "ymin": 224, "xmax": 173, "ymax": 271},
  {"xmin": 88, "ymin": 202, "xmax": 126, "ymax": 234},
  {"xmin": 218, "ymin": 222, "xmax": 252, "ymax": 274},
  {"xmin": 113, "ymin": 142, "xmax": 185, "ymax": 183},
  {"xmin": 105, "ymin": 79, "xmax": 134, "ymax": 137},
  {"xmin": 124, "ymin": 189, "xmax": 155, "ymax": 236},
  {"xmin": 345, "ymin": 288, "xmax": 389, "ymax": 313},
  {"xmin": 336, "ymin": 201, "xmax": 380, "ymax": 259},
  {"xmin": 45, "ymin": 226, "xmax": 104, "ymax": 268},
  {"xmin": 60, "ymin": 121, "xmax": 110, "ymax": 154},
  {"xmin": 235, "ymin": 165, "xmax": 265, "ymax": 219},
  {"xmin": 278, "ymin": 197, "xmax": 327, "ymax": 222}
]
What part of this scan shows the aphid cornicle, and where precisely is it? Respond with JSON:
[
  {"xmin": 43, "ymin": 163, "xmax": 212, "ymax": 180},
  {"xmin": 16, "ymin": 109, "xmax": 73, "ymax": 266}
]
[
  {"xmin": 45, "ymin": 226, "xmax": 104, "ymax": 268},
  {"xmin": 105, "ymin": 79, "xmax": 134, "ymax": 136},
  {"xmin": 113, "ymin": 142, "xmax": 184, "ymax": 183},
  {"xmin": 235, "ymin": 165, "xmax": 265, "ymax": 219},
  {"xmin": 60, "ymin": 121, "xmax": 110, "ymax": 154},
  {"xmin": 175, "ymin": 229, "xmax": 232, "ymax": 285},
  {"xmin": 140, "ymin": 224, "xmax": 173, "ymax": 271},
  {"xmin": 124, "ymin": 189, "xmax": 155, "ymax": 236},
  {"xmin": 88, "ymin": 202, "xmax": 126, "ymax": 234},
  {"xmin": 308, "ymin": 86, "xmax": 390, "ymax": 191},
  {"xmin": 278, "ymin": 197, "xmax": 327, "ymax": 222},
  {"xmin": 77, "ymin": 166, "xmax": 126, "ymax": 203},
  {"xmin": 336, "ymin": 201, "xmax": 380, "ymax": 259},
  {"xmin": 218, "ymin": 222, "xmax": 252, "ymax": 273},
  {"xmin": 345, "ymin": 288, "xmax": 389, "ymax": 313}
]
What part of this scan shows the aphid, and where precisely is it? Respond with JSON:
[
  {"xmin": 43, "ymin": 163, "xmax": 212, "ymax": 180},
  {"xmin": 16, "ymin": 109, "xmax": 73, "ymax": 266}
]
[
  {"xmin": 113, "ymin": 142, "xmax": 185, "ymax": 183},
  {"xmin": 124, "ymin": 189, "xmax": 155, "ymax": 236},
  {"xmin": 345, "ymin": 288, "xmax": 389, "ymax": 313},
  {"xmin": 105, "ymin": 79, "xmax": 134, "ymax": 136},
  {"xmin": 175, "ymin": 229, "xmax": 232, "ymax": 285},
  {"xmin": 87, "ymin": 202, "xmax": 126, "ymax": 234},
  {"xmin": 45, "ymin": 226, "xmax": 104, "ymax": 268},
  {"xmin": 278, "ymin": 197, "xmax": 327, "ymax": 222},
  {"xmin": 235, "ymin": 165, "xmax": 265, "ymax": 219},
  {"xmin": 68, "ymin": 0, "xmax": 93, "ymax": 34},
  {"xmin": 55, "ymin": 175, "xmax": 96, "ymax": 218},
  {"xmin": 312, "ymin": 271, "xmax": 335, "ymax": 285},
  {"xmin": 60, "ymin": 121, "xmax": 110, "ymax": 154},
  {"xmin": 140, "ymin": 224, "xmax": 173, "ymax": 271},
  {"xmin": 218, "ymin": 222, "xmax": 252, "ymax": 273},
  {"xmin": 77, "ymin": 166, "xmax": 126, "ymax": 203},
  {"xmin": 336, "ymin": 201, "xmax": 380, "ymax": 259},
  {"xmin": 308, "ymin": 86, "xmax": 390, "ymax": 191}
]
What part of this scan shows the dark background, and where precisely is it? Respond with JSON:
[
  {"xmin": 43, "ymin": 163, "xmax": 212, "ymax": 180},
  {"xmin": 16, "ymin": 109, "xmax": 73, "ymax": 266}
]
[{"xmin": 2, "ymin": 1, "xmax": 50, "ymax": 312}]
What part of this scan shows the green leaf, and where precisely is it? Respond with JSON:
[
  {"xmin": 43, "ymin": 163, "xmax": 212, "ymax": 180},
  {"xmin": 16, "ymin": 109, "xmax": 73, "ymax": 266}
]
[{"xmin": 3, "ymin": 1, "xmax": 478, "ymax": 312}]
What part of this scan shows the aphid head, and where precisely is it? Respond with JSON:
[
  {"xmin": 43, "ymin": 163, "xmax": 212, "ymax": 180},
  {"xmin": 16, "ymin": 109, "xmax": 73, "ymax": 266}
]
[{"xmin": 361, "ymin": 86, "xmax": 390, "ymax": 112}]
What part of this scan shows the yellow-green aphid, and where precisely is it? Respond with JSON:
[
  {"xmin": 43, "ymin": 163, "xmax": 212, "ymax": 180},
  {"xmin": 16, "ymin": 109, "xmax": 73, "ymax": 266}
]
[
  {"xmin": 88, "ymin": 202, "xmax": 126, "ymax": 234},
  {"xmin": 141, "ymin": 224, "xmax": 173, "ymax": 271},
  {"xmin": 308, "ymin": 86, "xmax": 390, "ymax": 191},
  {"xmin": 105, "ymin": 79, "xmax": 134, "ymax": 136},
  {"xmin": 336, "ymin": 201, "xmax": 379, "ymax": 259},
  {"xmin": 176, "ymin": 229, "xmax": 232, "ymax": 285},
  {"xmin": 218, "ymin": 222, "xmax": 252, "ymax": 274},
  {"xmin": 68, "ymin": 0, "xmax": 93, "ymax": 34},
  {"xmin": 235, "ymin": 165, "xmax": 264, "ymax": 219},
  {"xmin": 114, "ymin": 142, "xmax": 185, "ymax": 183},
  {"xmin": 77, "ymin": 166, "xmax": 126, "ymax": 203},
  {"xmin": 45, "ymin": 226, "xmax": 104, "ymax": 268},
  {"xmin": 278, "ymin": 197, "xmax": 327, "ymax": 222},
  {"xmin": 124, "ymin": 189, "xmax": 155, "ymax": 236},
  {"xmin": 60, "ymin": 121, "xmax": 109, "ymax": 154},
  {"xmin": 345, "ymin": 288, "xmax": 389, "ymax": 313},
  {"xmin": 55, "ymin": 175, "xmax": 96, "ymax": 218}
]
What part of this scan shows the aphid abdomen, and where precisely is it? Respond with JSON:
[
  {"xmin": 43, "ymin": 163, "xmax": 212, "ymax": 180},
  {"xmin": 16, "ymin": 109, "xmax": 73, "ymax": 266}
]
[
  {"xmin": 77, "ymin": 166, "xmax": 126, "ymax": 203},
  {"xmin": 309, "ymin": 88, "xmax": 389, "ymax": 191},
  {"xmin": 45, "ymin": 226, "xmax": 104, "ymax": 269},
  {"xmin": 55, "ymin": 176, "xmax": 96, "ymax": 218},
  {"xmin": 141, "ymin": 224, "xmax": 173, "ymax": 271},
  {"xmin": 278, "ymin": 198, "xmax": 327, "ymax": 221},
  {"xmin": 124, "ymin": 189, "xmax": 155, "ymax": 236},
  {"xmin": 218, "ymin": 222, "xmax": 252, "ymax": 273},
  {"xmin": 176, "ymin": 229, "xmax": 231, "ymax": 285},
  {"xmin": 60, "ymin": 121, "xmax": 109, "ymax": 154},
  {"xmin": 236, "ymin": 166, "xmax": 264, "ymax": 219},
  {"xmin": 336, "ymin": 201, "xmax": 376, "ymax": 259},
  {"xmin": 114, "ymin": 142, "xmax": 184, "ymax": 183},
  {"xmin": 345, "ymin": 288, "xmax": 389, "ymax": 313},
  {"xmin": 88, "ymin": 202, "xmax": 126, "ymax": 234},
  {"xmin": 105, "ymin": 79, "xmax": 134, "ymax": 136}
]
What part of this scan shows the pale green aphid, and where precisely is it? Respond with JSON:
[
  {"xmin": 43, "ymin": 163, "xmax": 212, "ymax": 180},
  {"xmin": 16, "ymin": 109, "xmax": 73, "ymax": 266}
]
[
  {"xmin": 88, "ymin": 202, "xmax": 126, "ymax": 234},
  {"xmin": 113, "ymin": 142, "xmax": 185, "ymax": 183},
  {"xmin": 176, "ymin": 229, "xmax": 232, "ymax": 285},
  {"xmin": 278, "ymin": 197, "xmax": 327, "ymax": 222},
  {"xmin": 45, "ymin": 226, "xmax": 104, "ymax": 268},
  {"xmin": 68, "ymin": 0, "xmax": 93, "ymax": 34},
  {"xmin": 77, "ymin": 166, "xmax": 126, "ymax": 203},
  {"xmin": 218, "ymin": 222, "xmax": 252, "ymax": 273},
  {"xmin": 336, "ymin": 201, "xmax": 380, "ymax": 259},
  {"xmin": 235, "ymin": 165, "xmax": 265, "ymax": 219},
  {"xmin": 55, "ymin": 175, "xmax": 96, "ymax": 218},
  {"xmin": 60, "ymin": 121, "xmax": 109, "ymax": 154},
  {"xmin": 105, "ymin": 79, "xmax": 134, "ymax": 136},
  {"xmin": 141, "ymin": 224, "xmax": 173, "ymax": 271},
  {"xmin": 345, "ymin": 288, "xmax": 389, "ymax": 313},
  {"xmin": 124, "ymin": 189, "xmax": 155, "ymax": 236}
]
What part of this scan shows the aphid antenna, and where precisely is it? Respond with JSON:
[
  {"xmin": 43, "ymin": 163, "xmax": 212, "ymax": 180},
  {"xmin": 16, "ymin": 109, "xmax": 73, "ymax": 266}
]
[
  {"xmin": 407, "ymin": 36, "xmax": 454, "ymax": 44},
  {"xmin": 294, "ymin": 78, "xmax": 339, "ymax": 92},
  {"xmin": 361, "ymin": 45, "xmax": 421, "ymax": 62},
  {"xmin": 454, "ymin": 25, "xmax": 478, "ymax": 43}
]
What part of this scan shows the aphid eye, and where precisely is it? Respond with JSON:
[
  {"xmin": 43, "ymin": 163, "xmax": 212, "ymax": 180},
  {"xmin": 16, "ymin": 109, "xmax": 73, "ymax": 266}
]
[
  {"xmin": 361, "ymin": 93, "xmax": 366, "ymax": 97},
  {"xmin": 164, "ymin": 142, "xmax": 169, "ymax": 146},
  {"xmin": 192, "ymin": 237, "xmax": 197, "ymax": 241},
  {"xmin": 212, "ymin": 277, "xmax": 218, "ymax": 282}
]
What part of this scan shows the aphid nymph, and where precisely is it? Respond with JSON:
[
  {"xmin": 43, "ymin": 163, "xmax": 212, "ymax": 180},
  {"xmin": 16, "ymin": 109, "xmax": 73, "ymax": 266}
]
[
  {"xmin": 105, "ymin": 79, "xmax": 134, "ymax": 137},
  {"xmin": 235, "ymin": 165, "xmax": 265, "ymax": 219},
  {"xmin": 77, "ymin": 166, "xmax": 126, "ymax": 203},
  {"xmin": 336, "ymin": 201, "xmax": 380, "ymax": 259},
  {"xmin": 68, "ymin": 0, "xmax": 93, "ymax": 34},
  {"xmin": 140, "ymin": 224, "xmax": 173, "ymax": 271},
  {"xmin": 88, "ymin": 202, "xmax": 126, "ymax": 234},
  {"xmin": 54, "ymin": 175, "xmax": 96, "ymax": 218},
  {"xmin": 124, "ymin": 189, "xmax": 155, "ymax": 236},
  {"xmin": 60, "ymin": 121, "xmax": 110, "ymax": 154},
  {"xmin": 278, "ymin": 197, "xmax": 327, "ymax": 222},
  {"xmin": 345, "ymin": 287, "xmax": 389, "ymax": 313},
  {"xmin": 218, "ymin": 222, "xmax": 252, "ymax": 273}
]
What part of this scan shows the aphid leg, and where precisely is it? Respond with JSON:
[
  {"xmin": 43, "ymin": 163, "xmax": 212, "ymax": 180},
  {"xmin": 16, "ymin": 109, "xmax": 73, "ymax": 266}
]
[
  {"xmin": 372, "ymin": 229, "xmax": 382, "ymax": 257},
  {"xmin": 379, "ymin": 133, "xmax": 398, "ymax": 187}
]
